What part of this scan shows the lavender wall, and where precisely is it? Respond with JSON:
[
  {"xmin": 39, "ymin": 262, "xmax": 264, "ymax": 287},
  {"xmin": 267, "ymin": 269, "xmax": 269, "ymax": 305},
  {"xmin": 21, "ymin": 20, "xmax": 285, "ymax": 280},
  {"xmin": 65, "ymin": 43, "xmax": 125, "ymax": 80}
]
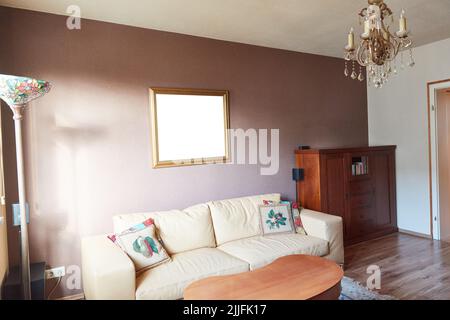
[{"xmin": 0, "ymin": 6, "xmax": 367, "ymax": 297}]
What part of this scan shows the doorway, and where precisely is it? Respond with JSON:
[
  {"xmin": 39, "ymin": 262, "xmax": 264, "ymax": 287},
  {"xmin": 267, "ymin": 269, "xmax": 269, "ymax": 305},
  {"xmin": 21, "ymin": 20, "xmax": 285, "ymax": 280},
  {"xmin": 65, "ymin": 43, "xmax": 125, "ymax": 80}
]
[{"xmin": 428, "ymin": 80, "xmax": 450, "ymax": 241}]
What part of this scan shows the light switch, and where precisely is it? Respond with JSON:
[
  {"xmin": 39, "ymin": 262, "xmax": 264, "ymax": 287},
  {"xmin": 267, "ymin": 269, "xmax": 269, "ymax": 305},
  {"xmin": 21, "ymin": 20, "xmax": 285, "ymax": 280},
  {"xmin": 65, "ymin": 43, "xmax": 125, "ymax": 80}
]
[{"xmin": 0, "ymin": 216, "xmax": 4, "ymax": 225}]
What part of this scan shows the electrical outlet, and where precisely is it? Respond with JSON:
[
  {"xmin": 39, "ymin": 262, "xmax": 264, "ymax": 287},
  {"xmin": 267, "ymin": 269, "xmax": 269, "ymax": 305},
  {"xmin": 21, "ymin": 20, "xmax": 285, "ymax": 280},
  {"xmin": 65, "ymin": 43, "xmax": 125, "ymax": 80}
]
[{"xmin": 45, "ymin": 266, "xmax": 66, "ymax": 279}]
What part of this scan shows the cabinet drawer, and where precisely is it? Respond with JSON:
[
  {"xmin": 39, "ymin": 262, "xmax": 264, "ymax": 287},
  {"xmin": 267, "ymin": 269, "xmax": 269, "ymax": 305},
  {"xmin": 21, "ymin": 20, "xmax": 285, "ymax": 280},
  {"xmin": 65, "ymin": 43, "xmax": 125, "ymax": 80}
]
[
  {"xmin": 350, "ymin": 193, "xmax": 374, "ymax": 209},
  {"xmin": 349, "ymin": 180, "xmax": 374, "ymax": 196}
]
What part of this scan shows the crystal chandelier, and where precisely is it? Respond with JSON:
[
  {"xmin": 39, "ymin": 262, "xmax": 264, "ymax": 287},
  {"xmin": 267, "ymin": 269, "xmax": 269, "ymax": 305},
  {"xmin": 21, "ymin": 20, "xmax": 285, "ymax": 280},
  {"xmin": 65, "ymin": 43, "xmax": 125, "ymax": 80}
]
[{"xmin": 344, "ymin": 0, "xmax": 414, "ymax": 88}]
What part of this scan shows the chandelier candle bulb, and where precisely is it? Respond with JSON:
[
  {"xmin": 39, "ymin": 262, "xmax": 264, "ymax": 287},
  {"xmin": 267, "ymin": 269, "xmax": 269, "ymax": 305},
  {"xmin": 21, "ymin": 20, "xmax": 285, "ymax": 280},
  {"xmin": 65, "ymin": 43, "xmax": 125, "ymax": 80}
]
[
  {"xmin": 361, "ymin": 20, "xmax": 370, "ymax": 39},
  {"xmin": 399, "ymin": 10, "xmax": 407, "ymax": 33},
  {"xmin": 364, "ymin": 20, "xmax": 370, "ymax": 34},
  {"xmin": 348, "ymin": 27, "xmax": 355, "ymax": 50}
]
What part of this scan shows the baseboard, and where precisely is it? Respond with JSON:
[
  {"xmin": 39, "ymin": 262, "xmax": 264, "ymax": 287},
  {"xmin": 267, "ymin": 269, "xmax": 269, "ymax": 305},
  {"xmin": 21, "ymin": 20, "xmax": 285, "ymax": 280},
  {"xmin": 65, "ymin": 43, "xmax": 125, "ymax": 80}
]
[
  {"xmin": 55, "ymin": 293, "xmax": 85, "ymax": 300},
  {"xmin": 398, "ymin": 229, "xmax": 432, "ymax": 239}
]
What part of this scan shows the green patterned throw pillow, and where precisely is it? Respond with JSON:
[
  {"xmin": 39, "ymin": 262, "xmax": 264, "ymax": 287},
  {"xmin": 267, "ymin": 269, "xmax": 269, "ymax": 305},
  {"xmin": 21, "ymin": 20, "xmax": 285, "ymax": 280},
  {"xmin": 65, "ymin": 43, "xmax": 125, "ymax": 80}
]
[
  {"xmin": 259, "ymin": 203, "xmax": 294, "ymax": 235},
  {"xmin": 108, "ymin": 218, "xmax": 171, "ymax": 273}
]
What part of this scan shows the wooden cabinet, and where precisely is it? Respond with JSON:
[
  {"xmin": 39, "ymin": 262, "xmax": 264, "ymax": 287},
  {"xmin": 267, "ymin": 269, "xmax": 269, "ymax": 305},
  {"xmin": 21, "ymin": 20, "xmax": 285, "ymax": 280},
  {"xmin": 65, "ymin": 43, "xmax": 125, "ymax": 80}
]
[{"xmin": 295, "ymin": 146, "xmax": 397, "ymax": 245}]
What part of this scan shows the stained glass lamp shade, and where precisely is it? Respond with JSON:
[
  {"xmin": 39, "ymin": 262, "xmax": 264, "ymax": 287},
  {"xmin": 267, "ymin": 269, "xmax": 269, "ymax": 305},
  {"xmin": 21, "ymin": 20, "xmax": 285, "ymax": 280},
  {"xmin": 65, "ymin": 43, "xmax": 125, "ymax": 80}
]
[
  {"xmin": 0, "ymin": 74, "xmax": 51, "ymax": 108},
  {"xmin": 0, "ymin": 74, "xmax": 51, "ymax": 300}
]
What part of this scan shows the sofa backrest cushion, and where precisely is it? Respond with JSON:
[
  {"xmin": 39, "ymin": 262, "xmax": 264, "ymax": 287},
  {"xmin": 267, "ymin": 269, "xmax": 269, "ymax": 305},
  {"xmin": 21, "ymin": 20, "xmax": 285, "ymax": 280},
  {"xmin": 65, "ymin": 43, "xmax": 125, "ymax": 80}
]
[
  {"xmin": 207, "ymin": 194, "xmax": 281, "ymax": 246},
  {"xmin": 112, "ymin": 204, "xmax": 215, "ymax": 255}
]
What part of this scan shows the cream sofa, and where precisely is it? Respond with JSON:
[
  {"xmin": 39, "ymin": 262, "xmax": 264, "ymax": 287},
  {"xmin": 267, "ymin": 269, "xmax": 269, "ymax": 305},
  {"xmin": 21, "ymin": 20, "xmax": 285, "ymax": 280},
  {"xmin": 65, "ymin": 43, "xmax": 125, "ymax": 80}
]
[{"xmin": 81, "ymin": 194, "xmax": 344, "ymax": 300}]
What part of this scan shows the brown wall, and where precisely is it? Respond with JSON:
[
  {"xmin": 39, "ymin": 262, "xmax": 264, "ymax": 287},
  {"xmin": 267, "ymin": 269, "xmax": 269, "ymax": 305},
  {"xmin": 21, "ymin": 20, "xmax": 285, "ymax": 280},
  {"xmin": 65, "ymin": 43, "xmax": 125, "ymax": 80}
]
[
  {"xmin": 0, "ymin": 14, "xmax": 8, "ymax": 291},
  {"xmin": 0, "ymin": 6, "xmax": 367, "ymax": 297},
  {"xmin": 0, "ymin": 132, "xmax": 7, "ymax": 291},
  {"xmin": 0, "ymin": 103, "xmax": 15, "ymax": 295},
  {"xmin": 0, "ymin": 206, "xmax": 6, "ymax": 293}
]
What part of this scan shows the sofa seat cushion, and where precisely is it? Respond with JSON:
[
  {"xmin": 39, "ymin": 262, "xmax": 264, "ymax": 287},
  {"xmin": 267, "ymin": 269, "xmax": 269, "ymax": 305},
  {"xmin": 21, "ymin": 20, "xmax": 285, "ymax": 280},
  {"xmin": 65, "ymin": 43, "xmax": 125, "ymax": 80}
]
[
  {"xmin": 218, "ymin": 234, "xmax": 329, "ymax": 270},
  {"xmin": 208, "ymin": 194, "xmax": 281, "ymax": 246},
  {"xmin": 113, "ymin": 204, "xmax": 216, "ymax": 255},
  {"xmin": 135, "ymin": 248, "xmax": 249, "ymax": 300}
]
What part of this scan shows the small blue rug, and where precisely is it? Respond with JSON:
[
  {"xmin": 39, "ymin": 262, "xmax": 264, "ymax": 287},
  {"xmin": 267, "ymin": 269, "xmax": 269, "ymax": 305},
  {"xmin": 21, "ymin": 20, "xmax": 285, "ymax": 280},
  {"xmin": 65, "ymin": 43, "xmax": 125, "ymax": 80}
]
[{"xmin": 339, "ymin": 277, "xmax": 396, "ymax": 300}]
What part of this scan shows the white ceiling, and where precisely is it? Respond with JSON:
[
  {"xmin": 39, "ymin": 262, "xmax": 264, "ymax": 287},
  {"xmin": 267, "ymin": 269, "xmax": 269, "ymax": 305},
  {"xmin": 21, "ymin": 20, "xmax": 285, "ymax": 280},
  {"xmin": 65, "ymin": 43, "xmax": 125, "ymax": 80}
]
[{"xmin": 1, "ymin": 0, "xmax": 450, "ymax": 58}]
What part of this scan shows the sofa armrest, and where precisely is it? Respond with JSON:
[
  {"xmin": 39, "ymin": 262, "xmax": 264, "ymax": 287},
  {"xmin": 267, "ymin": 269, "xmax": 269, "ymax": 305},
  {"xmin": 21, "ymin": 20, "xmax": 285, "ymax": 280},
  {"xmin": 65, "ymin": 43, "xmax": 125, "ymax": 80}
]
[
  {"xmin": 81, "ymin": 235, "xmax": 136, "ymax": 300},
  {"xmin": 300, "ymin": 209, "xmax": 344, "ymax": 265}
]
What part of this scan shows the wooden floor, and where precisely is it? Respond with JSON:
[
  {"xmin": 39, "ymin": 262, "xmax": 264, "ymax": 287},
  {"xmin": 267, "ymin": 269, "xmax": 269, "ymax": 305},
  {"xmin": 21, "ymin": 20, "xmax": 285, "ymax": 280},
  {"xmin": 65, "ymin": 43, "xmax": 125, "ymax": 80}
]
[{"xmin": 345, "ymin": 232, "xmax": 450, "ymax": 300}]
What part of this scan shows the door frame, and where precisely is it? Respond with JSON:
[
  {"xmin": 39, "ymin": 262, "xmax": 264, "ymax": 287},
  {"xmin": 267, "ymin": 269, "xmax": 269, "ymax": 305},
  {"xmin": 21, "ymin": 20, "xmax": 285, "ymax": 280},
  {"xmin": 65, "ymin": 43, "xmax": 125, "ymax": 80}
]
[{"xmin": 427, "ymin": 79, "xmax": 450, "ymax": 240}]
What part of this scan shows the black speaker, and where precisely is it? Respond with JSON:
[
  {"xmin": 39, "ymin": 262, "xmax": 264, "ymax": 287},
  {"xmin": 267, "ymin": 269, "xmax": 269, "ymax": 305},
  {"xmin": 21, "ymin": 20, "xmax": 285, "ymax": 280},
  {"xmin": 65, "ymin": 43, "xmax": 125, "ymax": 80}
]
[{"xmin": 292, "ymin": 168, "xmax": 305, "ymax": 182}]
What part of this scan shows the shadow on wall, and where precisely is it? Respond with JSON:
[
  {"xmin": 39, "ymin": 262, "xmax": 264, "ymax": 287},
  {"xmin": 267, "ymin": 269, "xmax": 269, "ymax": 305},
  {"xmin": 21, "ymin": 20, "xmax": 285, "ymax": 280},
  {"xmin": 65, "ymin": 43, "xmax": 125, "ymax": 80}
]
[{"xmin": 27, "ymin": 106, "xmax": 107, "ymax": 297}]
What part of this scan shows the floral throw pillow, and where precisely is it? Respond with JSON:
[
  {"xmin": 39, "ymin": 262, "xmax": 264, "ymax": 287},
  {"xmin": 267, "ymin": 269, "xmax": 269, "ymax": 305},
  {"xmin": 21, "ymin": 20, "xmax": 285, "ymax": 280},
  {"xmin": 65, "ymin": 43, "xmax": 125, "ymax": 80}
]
[
  {"xmin": 259, "ymin": 204, "xmax": 294, "ymax": 235},
  {"xmin": 108, "ymin": 218, "xmax": 171, "ymax": 273},
  {"xmin": 263, "ymin": 199, "xmax": 307, "ymax": 235}
]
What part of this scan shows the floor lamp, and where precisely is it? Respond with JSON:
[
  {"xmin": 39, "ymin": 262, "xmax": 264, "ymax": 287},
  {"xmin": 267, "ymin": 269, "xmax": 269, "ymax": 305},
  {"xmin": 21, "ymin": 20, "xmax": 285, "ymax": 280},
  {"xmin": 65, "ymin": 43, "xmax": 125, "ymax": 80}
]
[{"xmin": 0, "ymin": 74, "xmax": 51, "ymax": 300}]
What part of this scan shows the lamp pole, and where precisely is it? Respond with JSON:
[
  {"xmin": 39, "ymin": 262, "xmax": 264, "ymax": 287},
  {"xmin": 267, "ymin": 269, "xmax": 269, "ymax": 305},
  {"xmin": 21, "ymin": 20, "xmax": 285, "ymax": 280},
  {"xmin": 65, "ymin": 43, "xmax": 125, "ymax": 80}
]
[
  {"xmin": 0, "ymin": 74, "xmax": 51, "ymax": 301},
  {"xmin": 11, "ymin": 105, "xmax": 31, "ymax": 300}
]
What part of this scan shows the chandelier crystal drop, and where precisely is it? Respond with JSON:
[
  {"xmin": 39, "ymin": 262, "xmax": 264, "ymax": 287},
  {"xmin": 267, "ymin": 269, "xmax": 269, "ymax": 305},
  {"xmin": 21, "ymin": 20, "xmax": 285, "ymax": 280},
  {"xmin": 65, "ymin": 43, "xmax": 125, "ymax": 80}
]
[{"xmin": 344, "ymin": 0, "xmax": 415, "ymax": 88}]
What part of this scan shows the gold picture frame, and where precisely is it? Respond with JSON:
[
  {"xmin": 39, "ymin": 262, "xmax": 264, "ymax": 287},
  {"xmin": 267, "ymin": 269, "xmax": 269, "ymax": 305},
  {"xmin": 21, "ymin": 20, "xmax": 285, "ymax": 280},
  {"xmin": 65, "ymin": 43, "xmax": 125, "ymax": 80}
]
[{"xmin": 149, "ymin": 88, "xmax": 230, "ymax": 168}]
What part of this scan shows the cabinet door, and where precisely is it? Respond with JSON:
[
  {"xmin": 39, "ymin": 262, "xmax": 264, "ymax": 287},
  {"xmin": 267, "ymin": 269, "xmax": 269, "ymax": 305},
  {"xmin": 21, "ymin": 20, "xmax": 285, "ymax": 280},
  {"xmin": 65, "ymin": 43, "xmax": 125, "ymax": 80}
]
[
  {"xmin": 345, "ymin": 152, "xmax": 376, "ymax": 241},
  {"xmin": 320, "ymin": 154, "xmax": 346, "ymax": 229},
  {"xmin": 372, "ymin": 151, "xmax": 397, "ymax": 229},
  {"xmin": 347, "ymin": 178, "xmax": 376, "ymax": 240}
]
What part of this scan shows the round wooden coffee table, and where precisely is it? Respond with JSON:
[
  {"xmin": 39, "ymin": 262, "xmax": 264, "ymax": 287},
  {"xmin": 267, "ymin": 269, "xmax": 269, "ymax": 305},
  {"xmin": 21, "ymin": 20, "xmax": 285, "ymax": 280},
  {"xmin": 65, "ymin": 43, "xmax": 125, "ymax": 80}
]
[{"xmin": 184, "ymin": 255, "xmax": 344, "ymax": 300}]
